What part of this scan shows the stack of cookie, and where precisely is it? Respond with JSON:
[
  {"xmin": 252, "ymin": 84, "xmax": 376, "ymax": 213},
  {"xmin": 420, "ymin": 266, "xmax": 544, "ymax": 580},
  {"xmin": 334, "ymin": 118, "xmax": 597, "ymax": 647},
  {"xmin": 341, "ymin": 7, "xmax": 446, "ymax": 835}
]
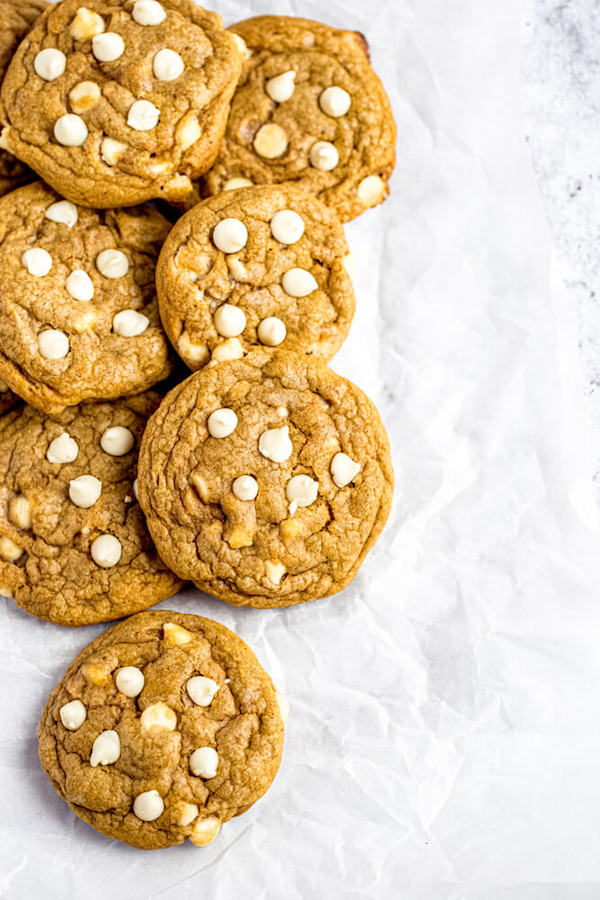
[{"xmin": 0, "ymin": 0, "xmax": 395, "ymax": 851}]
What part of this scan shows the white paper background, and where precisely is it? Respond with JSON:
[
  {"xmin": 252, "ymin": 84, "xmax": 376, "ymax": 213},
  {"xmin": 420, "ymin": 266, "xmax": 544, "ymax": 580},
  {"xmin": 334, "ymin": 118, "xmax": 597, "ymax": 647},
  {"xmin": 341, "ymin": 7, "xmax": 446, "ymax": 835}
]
[{"xmin": 3, "ymin": 0, "xmax": 600, "ymax": 897}]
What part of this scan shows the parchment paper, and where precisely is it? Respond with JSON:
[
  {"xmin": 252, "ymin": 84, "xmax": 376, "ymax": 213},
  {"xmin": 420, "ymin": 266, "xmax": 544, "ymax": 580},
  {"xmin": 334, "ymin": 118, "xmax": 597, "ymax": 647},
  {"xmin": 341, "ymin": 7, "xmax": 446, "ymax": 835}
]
[{"xmin": 3, "ymin": 1, "xmax": 600, "ymax": 897}]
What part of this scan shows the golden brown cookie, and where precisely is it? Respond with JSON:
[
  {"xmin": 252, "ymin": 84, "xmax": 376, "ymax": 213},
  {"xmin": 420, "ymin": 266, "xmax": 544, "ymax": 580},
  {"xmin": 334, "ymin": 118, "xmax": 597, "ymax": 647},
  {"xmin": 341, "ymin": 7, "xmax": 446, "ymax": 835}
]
[
  {"xmin": 0, "ymin": 0, "xmax": 48, "ymax": 198},
  {"xmin": 39, "ymin": 610, "xmax": 285, "ymax": 849},
  {"xmin": 138, "ymin": 350, "xmax": 394, "ymax": 608},
  {"xmin": 0, "ymin": 0, "xmax": 242, "ymax": 208},
  {"xmin": 0, "ymin": 181, "xmax": 174, "ymax": 414},
  {"xmin": 156, "ymin": 184, "xmax": 356, "ymax": 370},
  {"xmin": 203, "ymin": 15, "xmax": 396, "ymax": 222},
  {"xmin": 0, "ymin": 393, "xmax": 181, "ymax": 626}
]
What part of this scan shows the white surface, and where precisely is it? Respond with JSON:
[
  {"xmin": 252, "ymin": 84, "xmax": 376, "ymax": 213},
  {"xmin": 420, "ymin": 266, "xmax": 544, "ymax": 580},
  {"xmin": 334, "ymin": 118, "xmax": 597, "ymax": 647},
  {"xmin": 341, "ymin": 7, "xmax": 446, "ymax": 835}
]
[{"xmin": 2, "ymin": 1, "xmax": 600, "ymax": 897}]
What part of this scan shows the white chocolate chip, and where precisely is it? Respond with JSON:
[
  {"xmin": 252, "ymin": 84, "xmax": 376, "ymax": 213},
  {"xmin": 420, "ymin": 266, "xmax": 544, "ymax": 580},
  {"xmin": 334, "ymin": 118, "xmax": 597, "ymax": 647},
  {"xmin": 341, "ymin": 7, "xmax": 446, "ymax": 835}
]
[
  {"xmin": 113, "ymin": 309, "xmax": 149, "ymax": 337},
  {"xmin": 73, "ymin": 309, "xmax": 97, "ymax": 332},
  {"xmin": 163, "ymin": 622, "xmax": 192, "ymax": 646},
  {"xmin": 331, "ymin": 451, "xmax": 361, "ymax": 487},
  {"xmin": 357, "ymin": 174, "xmax": 386, "ymax": 207},
  {"xmin": 91, "ymin": 534, "xmax": 122, "ymax": 567},
  {"xmin": 190, "ymin": 747, "xmax": 218, "ymax": 778},
  {"xmin": 265, "ymin": 70, "xmax": 295, "ymax": 103},
  {"xmin": 319, "ymin": 86, "xmax": 351, "ymax": 118},
  {"xmin": 8, "ymin": 496, "xmax": 32, "ymax": 530},
  {"xmin": 212, "ymin": 218, "xmax": 248, "ymax": 254},
  {"xmin": 60, "ymin": 699, "xmax": 86, "ymax": 731},
  {"xmin": 230, "ymin": 32, "xmax": 249, "ymax": 59},
  {"xmin": 47, "ymin": 433, "xmax": 78, "ymax": 464},
  {"xmin": 207, "ymin": 408, "xmax": 238, "ymax": 439},
  {"xmin": 90, "ymin": 730, "xmax": 120, "ymax": 766},
  {"xmin": 232, "ymin": 475, "xmax": 258, "ymax": 501},
  {"xmin": 186, "ymin": 676, "xmax": 219, "ymax": 707},
  {"xmin": 257, "ymin": 316, "xmax": 286, "ymax": 347},
  {"xmin": 227, "ymin": 257, "xmax": 248, "ymax": 280},
  {"xmin": 214, "ymin": 304, "xmax": 246, "ymax": 338},
  {"xmin": 282, "ymin": 268, "xmax": 318, "ymax": 298},
  {"xmin": 309, "ymin": 140, "xmax": 339, "ymax": 171},
  {"xmin": 96, "ymin": 248, "xmax": 129, "ymax": 278},
  {"xmin": 276, "ymin": 691, "xmax": 289, "ymax": 724},
  {"xmin": 277, "ymin": 406, "xmax": 289, "ymax": 417},
  {"xmin": 223, "ymin": 177, "xmax": 253, "ymax": 191},
  {"xmin": 178, "ymin": 334, "xmax": 209, "ymax": 366},
  {"xmin": 101, "ymin": 426, "xmax": 134, "ymax": 456},
  {"xmin": 342, "ymin": 252, "xmax": 356, "ymax": 280},
  {"xmin": 286, "ymin": 474, "xmax": 319, "ymax": 508},
  {"xmin": 46, "ymin": 200, "xmax": 78, "ymax": 228},
  {"xmin": 270, "ymin": 209, "xmax": 304, "ymax": 244},
  {"xmin": 116, "ymin": 666, "xmax": 144, "ymax": 697},
  {"xmin": 133, "ymin": 478, "xmax": 139, "ymax": 501},
  {"xmin": 92, "ymin": 32, "xmax": 124, "ymax": 62},
  {"xmin": 71, "ymin": 7, "xmax": 105, "ymax": 40},
  {"xmin": 127, "ymin": 99, "xmax": 160, "ymax": 131},
  {"xmin": 132, "ymin": 0, "xmax": 166, "ymax": 26},
  {"xmin": 153, "ymin": 48, "xmax": 184, "ymax": 81},
  {"xmin": 140, "ymin": 701, "xmax": 177, "ymax": 731},
  {"xmin": 253, "ymin": 123, "xmax": 288, "ymax": 159},
  {"xmin": 66, "ymin": 269, "xmax": 94, "ymax": 302},
  {"xmin": 178, "ymin": 803, "xmax": 199, "ymax": 827},
  {"xmin": 265, "ymin": 559, "xmax": 286, "ymax": 585},
  {"xmin": 0, "ymin": 536, "xmax": 23, "ymax": 562},
  {"xmin": 211, "ymin": 338, "xmax": 244, "ymax": 362},
  {"xmin": 258, "ymin": 425, "xmax": 292, "ymax": 463},
  {"xmin": 101, "ymin": 137, "xmax": 127, "ymax": 166},
  {"xmin": 38, "ymin": 329, "xmax": 69, "ymax": 360},
  {"xmin": 34, "ymin": 48, "xmax": 66, "ymax": 82},
  {"xmin": 22, "ymin": 248, "xmax": 52, "ymax": 277},
  {"xmin": 69, "ymin": 475, "xmax": 102, "ymax": 508},
  {"xmin": 177, "ymin": 114, "xmax": 201, "ymax": 150},
  {"xmin": 69, "ymin": 80, "xmax": 101, "ymax": 113},
  {"xmin": 133, "ymin": 790, "xmax": 164, "ymax": 822},
  {"xmin": 189, "ymin": 816, "xmax": 221, "ymax": 846},
  {"xmin": 54, "ymin": 114, "xmax": 88, "ymax": 147}
]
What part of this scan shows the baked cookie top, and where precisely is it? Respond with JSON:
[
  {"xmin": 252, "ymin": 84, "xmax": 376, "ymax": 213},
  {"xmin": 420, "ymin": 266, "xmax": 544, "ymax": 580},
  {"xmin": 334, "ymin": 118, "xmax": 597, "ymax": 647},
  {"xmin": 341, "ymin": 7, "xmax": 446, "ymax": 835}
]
[
  {"xmin": 0, "ymin": 393, "xmax": 181, "ymax": 626},
  {"xmin": 0, "ymin": 0, "xmax": 242, "ymax": 208},
  {"xmin": 0, "ymin": 181, "xmax": 174, "ymax": 414},
  {"xmin": 156, "ymin": 184, "xmax": 356, "ymax": 370},
  {"xmin": 138, "ymin": 350, "xmax": 394, "ymax": 608},
  {"xmin": 39, "ymin": 611, "xmax": 285, "ymax": 849},
  {"xmin": 0, "ymin": 0, "xmax": 48, "ymax": 198},
  {"xmin": 203, "ymin": 15, "xmax": 396, "ymax": 223}
]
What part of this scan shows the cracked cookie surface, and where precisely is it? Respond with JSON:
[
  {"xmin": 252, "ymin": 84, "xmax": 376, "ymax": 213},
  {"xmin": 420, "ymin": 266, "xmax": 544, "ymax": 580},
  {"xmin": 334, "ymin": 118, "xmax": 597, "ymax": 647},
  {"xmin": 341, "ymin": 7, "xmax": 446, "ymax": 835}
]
[
  {"xmin": 39, "ymin": 610, "xmax": 284, "ymax": 849},
  {"xmin": 0, "ymin": 181, "xmax": 174, "ymax": 413},
  {"xmin": 203, "ymin": 15, "xmax": 396, "ymax": 223},
  {"xmin": 156, "ymin": 183, "xmax": 356, "ymax": 370},
  {"xmin": 0, "ymin": 0, "xmax": 242, "ymax": 208},
  {"xmin": 0, "ymin": 392, "xmax": 181, "ymax": 626},
  {"xmin": 138, "ymin": 349, "xmax": 394, "ymax": 608}
]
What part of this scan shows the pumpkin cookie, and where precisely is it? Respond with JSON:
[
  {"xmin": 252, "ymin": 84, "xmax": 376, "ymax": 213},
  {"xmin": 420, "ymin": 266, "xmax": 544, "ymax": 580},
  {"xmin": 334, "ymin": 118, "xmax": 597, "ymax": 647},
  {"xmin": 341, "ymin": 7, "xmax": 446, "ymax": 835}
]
[
  {"xmin": 0, "ymin": 181, "xmax": 174, "ymax": 414},
  {"xmin": 156, "ymin": 184, "xmax": 356, "ymax": 369},
  {"xmin": 203, "ymin": 15, "xmax": 396, "ymax": 222},
  {"xmin": 138, "ymin": 350, "xmax": 393, "ymax": 608},
  {"xmin": 0, "ymin": 393, "xmax": 181, "ymax": 626},
  {"xmin": 39, "ymin": 610, "xmax": 285, "ymax": 849},
  {"xmin": 0, "ymin": 0, "xmax": 242, "ymax": 208}
]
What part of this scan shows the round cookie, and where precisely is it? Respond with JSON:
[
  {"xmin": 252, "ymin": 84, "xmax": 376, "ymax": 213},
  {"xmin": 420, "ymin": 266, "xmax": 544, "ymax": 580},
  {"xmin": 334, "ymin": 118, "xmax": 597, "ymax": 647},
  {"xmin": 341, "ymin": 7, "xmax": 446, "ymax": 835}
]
[
  {"xmin": 0, "ymin": 181, "xmax": 174, "ymax": 414},
  {"xmin": 0, "ymin": 0, "xmax": 242, "ymax": 208},
  {"xmin": 156, "ymin": 184, "xmax": 356, "ymax": 369},
  {"xmin": 138, "ymin": 350, "xmax": 394, "ymax": 608},
  {"xmin": 0, "ymin": 0, "xmax": 49, "ymax": 198},
  {"xmin": 39, "ymin": 610, "xmax": 285, "ymax": 849},
  {"xmin": 0, "ymin": 393, "xmax": 181, "ymax": 626},
  {"xmin": 203, "ymin": 15, "xmax": 396, "ymax": 223}
]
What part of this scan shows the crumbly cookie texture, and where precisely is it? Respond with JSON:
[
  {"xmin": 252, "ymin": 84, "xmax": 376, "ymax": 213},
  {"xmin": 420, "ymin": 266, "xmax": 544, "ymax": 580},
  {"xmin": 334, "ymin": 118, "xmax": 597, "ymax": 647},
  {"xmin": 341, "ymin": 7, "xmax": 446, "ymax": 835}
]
[
  {"xmin": 39, "ymin": 611, "xmax": 284, "ymax": 849},
  {"xmin": 0, "ymin": 181, "xmax": 174, "ymax": 414},
  {"xmin": 0, "ymin": 393, "xmax": 181, "ymax": 626},
  {"xmin": 0, "ymin": 0, "xmax": 48, "ymax": 198},
  {"xmin": 0, "ymin": 0, "xmax": 242, "ymax": 208},
  {"xmin": 138, "ymin": 350, "xmax": 394, "ymax": 608},
  {"xmin": 203, "ymin": 15, "xmax": 396, "ymax": 223},
  {"xmin": 156, "ymin": 184, "xmax": 356, "ymax": 370}
]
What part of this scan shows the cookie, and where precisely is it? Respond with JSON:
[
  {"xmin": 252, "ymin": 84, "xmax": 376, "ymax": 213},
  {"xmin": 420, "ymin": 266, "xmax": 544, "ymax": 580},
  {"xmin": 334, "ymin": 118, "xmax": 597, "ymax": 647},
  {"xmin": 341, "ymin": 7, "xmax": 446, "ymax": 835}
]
[
  {"xmin": 138, "ymin": 349, "xmax": 393, "ymax": 608},
  {"xmin": 39, "ymin": 610, "xmax": 285, "ymax": 849},
  {"xmin": 0, "ymin": 0, "xmax": 242, "ymax": 208},
  {"xmin": 0, "ymin": 393, "xmax": 181, "ymax": 626},
  {"xmin": 0, "ymin": 181, "xmax": 174, "ymax": 414},
  {"xmin": 203, "ymin": 15, "xmax": 396, "ymax": 223},
  {"xmin": 0, "ymin": 0, "xmax": 48, "ymax": 198},
  {"xmin": 156, "ymin": 184, "xmax": 356, "ymax": 370}
]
